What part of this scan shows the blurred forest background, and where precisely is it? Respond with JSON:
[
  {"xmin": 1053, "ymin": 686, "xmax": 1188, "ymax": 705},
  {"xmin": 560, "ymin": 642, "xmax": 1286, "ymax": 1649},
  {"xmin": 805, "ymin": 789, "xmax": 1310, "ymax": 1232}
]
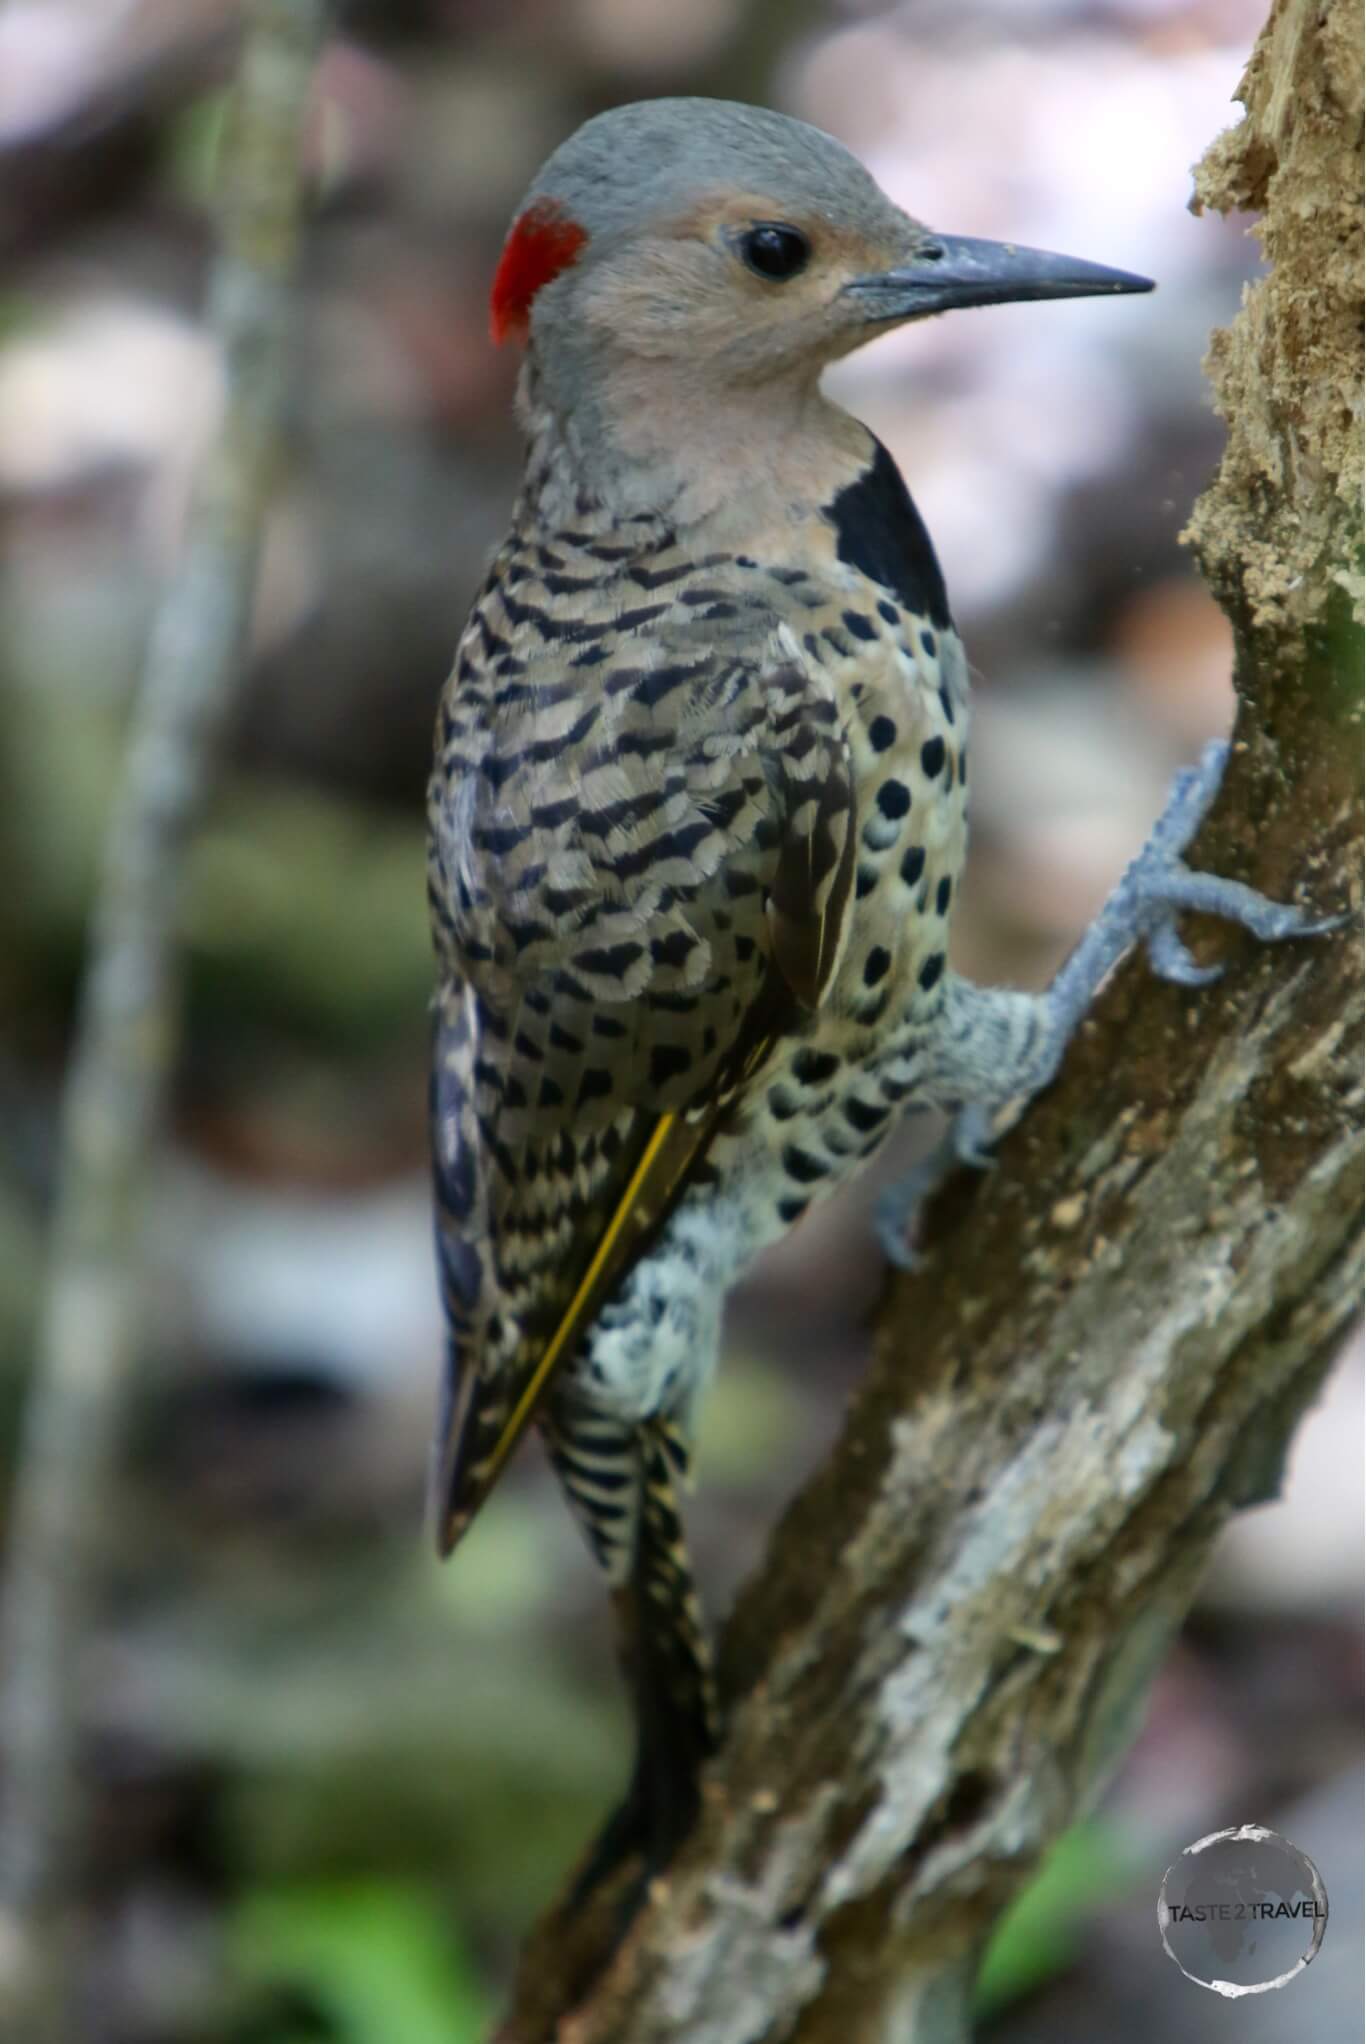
[{"xmin": 0, "ymin": 0, "xmax": 1359, "ymax": 2038}]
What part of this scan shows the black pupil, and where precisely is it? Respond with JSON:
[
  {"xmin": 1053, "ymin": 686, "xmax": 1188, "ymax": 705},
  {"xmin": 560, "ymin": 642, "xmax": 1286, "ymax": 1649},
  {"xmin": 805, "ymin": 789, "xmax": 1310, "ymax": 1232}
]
[{"xmin": 742, "ymin": 224, "xmax": 809, "ymax": 281}]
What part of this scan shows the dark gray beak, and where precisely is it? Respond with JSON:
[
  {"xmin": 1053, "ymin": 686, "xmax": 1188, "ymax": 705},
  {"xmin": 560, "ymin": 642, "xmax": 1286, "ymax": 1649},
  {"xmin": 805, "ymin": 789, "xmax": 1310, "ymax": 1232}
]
[{"xmin": 847, "ymin": 232, "xmax": 1154, "ymax": 321}]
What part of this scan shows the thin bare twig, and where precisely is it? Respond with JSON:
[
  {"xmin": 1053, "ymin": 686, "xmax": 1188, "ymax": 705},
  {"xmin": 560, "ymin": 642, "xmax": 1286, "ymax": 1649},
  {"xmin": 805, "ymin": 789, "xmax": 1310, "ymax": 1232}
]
[{"xmin": 0, "ymin": 1, "xmax": 326, "ymax": 2026}]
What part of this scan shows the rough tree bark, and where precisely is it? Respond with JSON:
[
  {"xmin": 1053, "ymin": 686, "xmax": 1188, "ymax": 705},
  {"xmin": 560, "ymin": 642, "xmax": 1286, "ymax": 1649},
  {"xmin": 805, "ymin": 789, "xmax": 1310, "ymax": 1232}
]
[{"xmin": 499, "ymin": 2, "xmax": 1363, "ymax": 2038}]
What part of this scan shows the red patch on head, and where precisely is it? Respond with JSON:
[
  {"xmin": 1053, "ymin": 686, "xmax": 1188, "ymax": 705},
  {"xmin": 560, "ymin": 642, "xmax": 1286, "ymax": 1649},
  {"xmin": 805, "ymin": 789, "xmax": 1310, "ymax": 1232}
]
[{"xmin": 489, "ymin": 201, "xmax": 589, "ymax": 345}]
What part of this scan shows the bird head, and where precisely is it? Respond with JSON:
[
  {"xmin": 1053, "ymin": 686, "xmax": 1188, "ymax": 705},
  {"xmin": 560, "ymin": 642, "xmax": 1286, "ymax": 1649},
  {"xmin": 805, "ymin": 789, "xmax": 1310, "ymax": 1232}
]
[
  {"xmin": 492, "ymin": 99, "xmax": 1152, "ymax": 521},
  {"xmin": 491, "ymin": 98, "xmax": 1151, "ymax": 381}
]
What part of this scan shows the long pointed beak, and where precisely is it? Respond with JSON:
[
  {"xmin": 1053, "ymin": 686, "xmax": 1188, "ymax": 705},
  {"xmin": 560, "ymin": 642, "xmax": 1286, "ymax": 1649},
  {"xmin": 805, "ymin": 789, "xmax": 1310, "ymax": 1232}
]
[{"xmin": 847, "ymin": 232, "xmax": 1154, "ymax": 321}]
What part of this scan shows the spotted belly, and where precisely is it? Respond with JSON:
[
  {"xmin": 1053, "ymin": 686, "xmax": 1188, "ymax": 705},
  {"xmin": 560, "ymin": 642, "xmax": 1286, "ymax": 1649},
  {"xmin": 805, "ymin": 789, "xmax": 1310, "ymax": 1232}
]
[
  {"xmin": 571, "ymin": 1011, "xmax": 940, "ymax": 1433},
  {"xmin": 570, "ymin": 623, "xmax": 970, "ymax": 1434}
]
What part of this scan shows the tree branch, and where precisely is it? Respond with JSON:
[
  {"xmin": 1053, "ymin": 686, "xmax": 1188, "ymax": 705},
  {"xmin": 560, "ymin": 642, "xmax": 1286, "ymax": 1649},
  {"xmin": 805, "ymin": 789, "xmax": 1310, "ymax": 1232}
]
[
  {"xmin": 498, "ymin": 2, "xmax": 1363, "ymax": 2036},
  {"xmin": 0, "ymin": 3, "xmax": 327, "ymax": 2030}
]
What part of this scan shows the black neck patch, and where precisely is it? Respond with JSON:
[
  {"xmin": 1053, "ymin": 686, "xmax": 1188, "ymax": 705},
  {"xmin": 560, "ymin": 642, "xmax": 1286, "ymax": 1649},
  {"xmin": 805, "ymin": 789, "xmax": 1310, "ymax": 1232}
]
[{"xmin": 825, "ymin": 435, "xmax": 952, "ymax": 631}]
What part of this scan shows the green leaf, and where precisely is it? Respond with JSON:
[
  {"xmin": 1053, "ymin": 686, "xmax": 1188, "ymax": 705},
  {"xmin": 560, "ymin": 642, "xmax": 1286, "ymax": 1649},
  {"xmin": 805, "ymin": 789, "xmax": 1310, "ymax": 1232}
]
[
  {"xmin": 234, "ymin": 1879, "xmax": 490, "ymax": 2044},
  {"xmin": 974, "ymin": 1819, "xmax": 1136, "ymax": 2017}
]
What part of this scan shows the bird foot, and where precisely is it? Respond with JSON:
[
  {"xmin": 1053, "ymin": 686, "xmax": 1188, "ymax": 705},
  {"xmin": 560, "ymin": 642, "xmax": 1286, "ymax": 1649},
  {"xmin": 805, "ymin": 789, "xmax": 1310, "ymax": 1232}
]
[
  {"xmin": 874, "ymin": 741, "xmax": 1347, "ymax": 1269},
  {"xmin": 1101, "ymin": 739, "xmax": 1345, "ymax": 977},
  {"xmin": 875, "ymin": 1104, "xmax": 996, "ymax": 1270},
  {"xmin": 1036, "ymin": 741, "xmax": 1346, "ymax": 1073}
]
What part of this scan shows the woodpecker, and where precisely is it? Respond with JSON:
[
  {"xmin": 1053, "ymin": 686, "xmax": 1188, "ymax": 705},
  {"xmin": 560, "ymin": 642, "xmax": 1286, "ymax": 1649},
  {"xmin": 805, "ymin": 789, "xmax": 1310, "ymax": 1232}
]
[{"xmin": 426, "ymin": 97, "xmax": 1332, "ymax": 1891}]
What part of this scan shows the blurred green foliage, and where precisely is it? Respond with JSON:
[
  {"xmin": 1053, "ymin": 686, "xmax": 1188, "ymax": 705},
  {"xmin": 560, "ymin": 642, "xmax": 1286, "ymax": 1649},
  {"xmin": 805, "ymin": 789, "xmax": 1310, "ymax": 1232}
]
[
  {"xmin": 974, "ymin": 1818, "xmax": 1138, "ymax": 2019},
  {"xmin": 164, "ymin": 92, "xmax": 233, "ymax": 207},
  {"xmin": 4, "ymin": 680, "xmax": 431, "ymax": 1052},
  {"xmin": 187, "ymin": 781, "xmax": 430, "ymax": 1048},
  {"xmin": 235, "ymin": 1879, "xmax": 491, "ymax": 2044}
]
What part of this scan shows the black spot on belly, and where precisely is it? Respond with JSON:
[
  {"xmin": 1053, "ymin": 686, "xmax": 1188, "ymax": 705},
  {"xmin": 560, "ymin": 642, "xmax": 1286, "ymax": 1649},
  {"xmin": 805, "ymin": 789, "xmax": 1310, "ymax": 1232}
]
[
  {"xmin": 920, "ymin": 736, "xmax": 946, "ymax": 779},
  {"xmin": 778, "ymin": 1196, "xmax": 810, "ymax": 1225},
  {"xmin": 844, "ymin": 1094, "xmax": 889, "ymax": 1135},
  {"xmin": 824, "ymin": 437, "xmax": 952, "ymax": 630},
  {"xmin": 918, "ymin": 952, "xmax": 945, "ymax": 992},
  {"xmin": 793, "ymin": 1048, "xmax": 840, "ymax": 1085},
  {"xmin": 863, "ymin": 945, "xmax": 891, "ymax": 986},
  {"xmin": 936, "ymin": 874, "xmax": 953, "ymax": 915},
  {"xmin": 900, "ymin": 845, "xmax": 925, "ymax": 887},
  {"xmin": 877, "ymin": 779, "xmax": 911, "ymax": 821},
  {"xmin": 868, "ymin": 715, "xmax": 897, "ymax": 753},
  {"xmin": 781, "ymin": 1143, "xmax": 830, "ymax": 1185}
]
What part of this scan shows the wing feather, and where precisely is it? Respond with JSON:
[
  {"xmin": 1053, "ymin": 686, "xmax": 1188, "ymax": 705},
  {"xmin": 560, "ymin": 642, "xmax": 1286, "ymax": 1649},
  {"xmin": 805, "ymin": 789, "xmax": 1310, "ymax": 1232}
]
[{"xmin": 427, "ymin": 638, "xmax": 853, "ymax": 1553}]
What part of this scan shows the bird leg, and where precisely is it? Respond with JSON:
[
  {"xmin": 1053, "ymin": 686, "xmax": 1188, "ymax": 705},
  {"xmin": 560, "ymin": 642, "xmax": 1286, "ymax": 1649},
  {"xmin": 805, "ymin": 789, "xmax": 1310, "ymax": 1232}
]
[{"xmin": 877, "ymin": 740, "xmax": 1345, "ymax": 1267}]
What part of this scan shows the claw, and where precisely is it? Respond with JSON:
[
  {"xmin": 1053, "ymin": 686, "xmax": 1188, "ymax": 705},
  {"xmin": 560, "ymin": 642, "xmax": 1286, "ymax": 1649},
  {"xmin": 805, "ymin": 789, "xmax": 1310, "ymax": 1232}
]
[
  {"xmin": 1126, "ymin": 739, "xmax": 1347, "ymax": 952},
  {"xmin": 1135, "ymin": 860, "xmax": 1349, "ymax": 952},
  {"xmin": 875, "ymin": 1177, "xmax": 932, "ymax": 1271},
  {"xmin": 1147, "ymin": 921, "xmax": 1223, "ymax": 987},
  {"xmin": 876, "ymin": 1213, "xmax": 924, "ymax": 1272},
  {"xmin": 951, "ymin": 1102, "xmax": 998, "ymax": 1169},
  {"xmin": 875, "ymin": 1106, "xmax": 997, "ymax": 1268}
]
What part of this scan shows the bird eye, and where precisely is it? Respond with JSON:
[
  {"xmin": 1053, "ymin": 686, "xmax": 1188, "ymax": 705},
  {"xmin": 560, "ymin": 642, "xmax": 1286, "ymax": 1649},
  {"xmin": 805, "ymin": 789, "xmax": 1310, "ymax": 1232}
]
[{"xmin": 738, "ymin": 223, "xmax": 811, "ymax": 282}]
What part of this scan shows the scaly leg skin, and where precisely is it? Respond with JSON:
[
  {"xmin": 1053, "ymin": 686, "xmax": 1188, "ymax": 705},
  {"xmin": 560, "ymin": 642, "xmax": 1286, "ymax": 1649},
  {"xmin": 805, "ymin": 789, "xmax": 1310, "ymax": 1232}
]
[{"xmin": 877, "ymin": 740, "xmax": 1345, "ymax": 1269}]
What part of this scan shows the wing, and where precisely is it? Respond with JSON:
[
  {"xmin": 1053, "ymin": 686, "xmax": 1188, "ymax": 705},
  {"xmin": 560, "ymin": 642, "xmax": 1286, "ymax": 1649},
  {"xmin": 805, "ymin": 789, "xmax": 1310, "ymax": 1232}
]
[{"xmin": 426, "ymin": 627, "xmax": 855, "ymax": 1555}]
